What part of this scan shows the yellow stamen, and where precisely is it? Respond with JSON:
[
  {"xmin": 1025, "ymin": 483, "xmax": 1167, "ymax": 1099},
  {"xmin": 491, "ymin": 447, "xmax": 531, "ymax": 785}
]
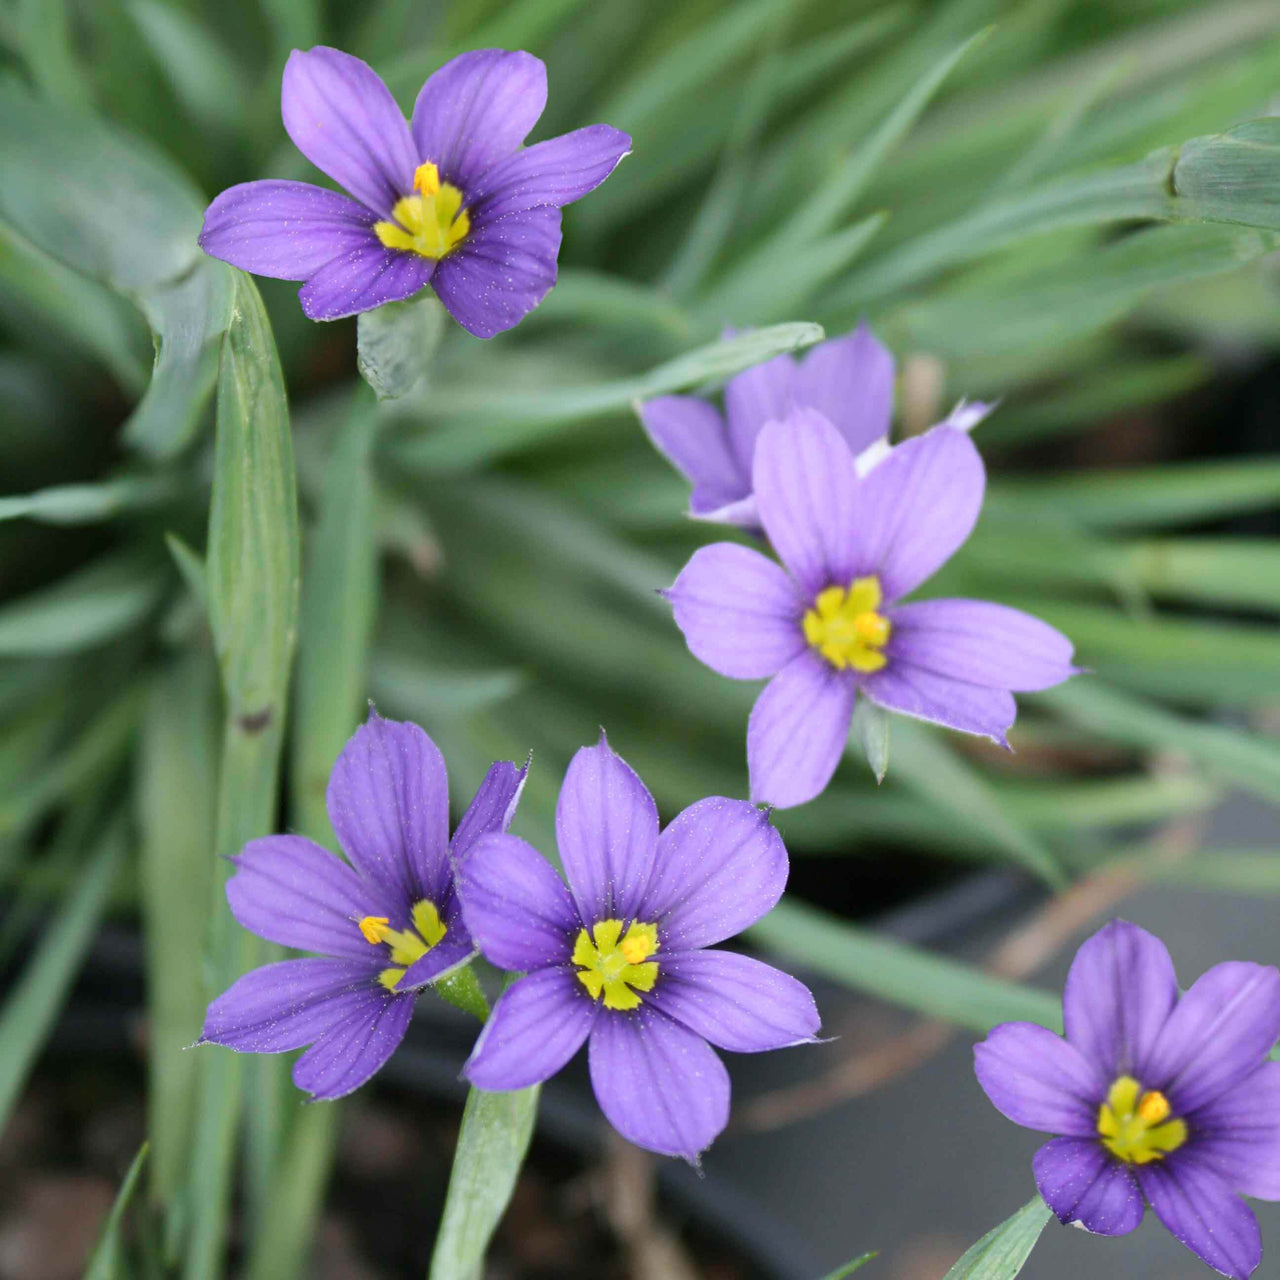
[
  {"xmin": 373, "ymin": 162, "xmax": 470, "ymax": 261},
  {"xmin": 1098, "ymin": 1075, "xmax": 1187, "ymax": 1165},
  {"xmin": 357, "ymin": 899, "xmax": 448, "ymax": 990},
  {"xmin": 802, "ymin": 576, "xmax": 891, "ymax": 672},
  {"xmin": 573, "ymin": 919, "xmax": 659, "ymax": 1011}
]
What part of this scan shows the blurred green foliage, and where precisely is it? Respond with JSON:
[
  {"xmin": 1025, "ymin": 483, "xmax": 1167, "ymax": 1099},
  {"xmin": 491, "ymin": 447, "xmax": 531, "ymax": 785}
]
[{"xmin": 1, "ymin": 0, "xmax": 1279, "ymax": 1275}]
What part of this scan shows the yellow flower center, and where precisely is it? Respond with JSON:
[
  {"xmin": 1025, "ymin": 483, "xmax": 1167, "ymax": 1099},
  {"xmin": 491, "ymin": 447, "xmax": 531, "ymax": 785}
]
[
  {"xmin": 572, "ymin": 919, "xmax": 659, "ymax": 1011},
  {"xmin": 357, "ymin": 899, "xmax": 448, "ymax": 992},
  {"xmin": 373, "ymin": 161, "xmax": 470, "ymax": 260},
  {"xmin": 802, "ymin": 575, "xmax": 891, "ymax": 672},
  {"xmin": 1097, "ymin": 1075, "xmax": 1187, "ymax": 1164}
]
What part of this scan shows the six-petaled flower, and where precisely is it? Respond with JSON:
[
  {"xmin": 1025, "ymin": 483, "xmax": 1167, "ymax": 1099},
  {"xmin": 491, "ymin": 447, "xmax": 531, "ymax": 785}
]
[
  {"xmin": 199, "ymin": 46, "xmax": 630, "ymax": 336},
  {"xmin": 664, "ymin": 407, "xmax": 1078, "ymax": 808},
  {"xmin": 638, "ymin": 323, "xmax": 993, "ymax": 529},
  {"xmin": 975, "ymin": 920, "xmax": 1280, "ymax": 1279},
  {"xmin": 456, "ymin": 734, "xmax": 820, "ymax": 1161},
  {"xmin": 198, "ymin": 711, "xmax": 526, "ymax": 1099}
]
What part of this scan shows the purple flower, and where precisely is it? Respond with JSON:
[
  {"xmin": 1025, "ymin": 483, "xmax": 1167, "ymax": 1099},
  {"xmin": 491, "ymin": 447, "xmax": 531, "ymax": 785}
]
[
  {"xmin": 199, "ymin": 47, "xmax": 630, "ymax": 337},
  {"xmin": 456, "ymin": 734, "xmax": 820, "ymax": 1161},
  {"xmin": 975, "ymin": 920, "xmax": 1280, "ymax": 1279},
  {"xmin": 198, "ymin": 711, "xmax": 527, "ymax": 1100},
  {"xmin": 664, "ymin": 408, "xmax": 1077, "ymax": 808},
  {"xmin": 638, "ymin": 323, "xmax": 994, "ymax": 528}
]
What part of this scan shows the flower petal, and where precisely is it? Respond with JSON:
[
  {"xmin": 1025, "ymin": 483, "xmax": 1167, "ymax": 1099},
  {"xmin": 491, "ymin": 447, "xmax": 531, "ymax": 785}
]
[
  {"xmin": 588, "ymin": 1006, "xmax": 730, "ymax": 1160},
  {"xmin": 225, "ymin": 835, "xmax": 378, "ymax": 961},
  {"xmin": 748, "ymin": 650, "xmax": 856, "ymax": 809},
  {"xmin": 887, "ymin": 599, "xmax": 1078, "ymax": 692},
  {"xmin": 936, "ymin": 398, "xmax": 996, "ymax": 432},
  {"xmin": 1032, "ymin": 1137, "xmax": 1145, "ymax": 1236},
  {"xmin": 1137, "ymin": 1157, "xmax": 1262, "ymax": 1279},
  {"xmin": 410, "ymin": 49, "xmax": 547, "ymax": 193},
  {"xmin": 555, "ymin": 735, "xmax": 659, "ymax": 925},
  {"xmin": 298, "ymin": 243, "xmax": 434, "ymax": 320},
  {"xmin": 451, "ymin": 758, "xmax": 529, "ymax": 861},
  {"xmin": 637, "ymin": 396, "xmax": 747, "ymax": 516},
  {"xmin": 853, "ymin": 425, "xmax": 986, "ymax": 602},
  {"xmin": 397, "ymin": 920, "xmax": 476, "ymax": 990},
  {"xmin": 1143, "ymin": 961, "xmax": 1280, "ymax": 1115},
  {"xmin": 467, "ymin": 124, "xmax": 632, "ymax": 220},
  {"xmin": 637, "ymin": 799, "xmax": 788, "ymax": 950},
  {"xmin": 199, "ymin": 180, "xmax": 377, "ymax": 280},
  {"xmin": 325, "ymin": 712, "xmax": 451, "ymax": 912},
  {"xmin": 456, "ymin": 832, "xmax": 579, "ymax": 971},
  {"xmin": 1189, "ymin": 1061, "xmax": 1280, "ymax": 1200},
  {"xmin": 646, "ymin": 949, "xmax": 819, "ymax": 1052},
  {"xmin": 281, "ymin": 46, "xmax": 418, "ymax": 218},
  {"xmin": 723, "ymin": 353, "xmax": 797, "ymax": 475},
  {"xmin": 199, "ymin": 957, "xmax": 385, "ymax": 1052},
  {"xmin": 291, "ymin": 985, "xmax": 416, "ymax": 1100},
  {"xmin": 1062, "ymin": 919, "xmax": 1178, "ymax": 1084},
  {"xmin": 861, "ymin": 661, "xmax": 1016, "ymax": 747},
  {"xmin": 665, "ymin": 543, "xmax": 806, "ymax": 679},
  {"xmin": 752, "ymin": 408, "xmax": 859, "ymax": 597},
  {"xmin": 430, "ymin": 206, "xmax": 561, "ymax": 338},
  {"xmin": 464, "ymin": 966, "xmax": 597, "ymax": 1091},
  {"xmin": 794, "ymin": 324, "xmax": 894, "ymax": 458},
  {"xmin": 973, "ymin": 1022, "xmax": 1108, "ymax": 1137}
]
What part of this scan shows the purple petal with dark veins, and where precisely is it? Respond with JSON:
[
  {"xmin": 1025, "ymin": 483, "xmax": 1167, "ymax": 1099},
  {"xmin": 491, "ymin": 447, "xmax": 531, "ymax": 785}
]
[
  {"xmin": 794, "ymin": 324, "xmax": 894, "ymax": 459},
  {"xmin": 887, "ymin": 598, "xmax": 1078, "ymax": 692},
  {"xmin": 225, "ymin": 835, "xmax": 380, "ymax": 961},
  {"xmin": 1189, "ymin": 1060, "xmax": 1280, "ymax": 1200},
  {"xmin": 456, "ymin": 832, "xmax": 579, "ymax": 971},
  {"xmin": 467, "ymin": 125, "xmax": 631, "ymax": 221},
  {"xmin": 464, "ymin": 966, "xmax": 597, "ymax": 1091},
  {"xmin": 588, "ymin": 1006, "xmax": 730, "ymax": 1161},
  {"xmin": 723, "ymin": 353, "xmax": 796, "ymax": 476},
  {"xmin": 637, "ymin": 395, "xmax": 747, "ymax": 516},
  {"xmin": 555, "ymin": 734, "xmax": 658, "ymax": 926},
  {"xmin": 1061, "ymin": 919, "xmax": 1178, "ymax": 1084},
  {"xmin": 397, "ymin": 923, "xmax": 476, "ymax": 990},
  {"xmin": 637, "ymin": 799, "xmax": 788, "ymax": 950},
  {"xmin": 430, "ymin": 206, "xmax": 561, "ymax": 338},
  {"xmin": 291, "ymin": 984, "xmax": 416, "ymax": 1100},
  {"xmin": 973, "ymin": 1022, "xmax": 1107, "ymax": 1137},
  {"xmin": 411, "ymin": 49, "xmax": 547, "ymax": 194},
  {"xmin": 452, "ymin": 758, "xmax": 529, "ymax": 861},
  {"xmin": 281, "ymin": 47, "xmax": 418, "ymax": 218},
  {"xmin": 1138, "ymin": 1156, "xmax": 1262, "ymax": 1279},
  {"xmin": 665, "ymin": 542, "xmax": 806, "ymax": 680},
  {"xmin": 1032, "ymin": 1137, "xmax": 1145, "ymax": 1236},
  {"xmin": 852, "ymin": 424, "xmax": 986, "ymax": 602},
  {"xmin": 325, "ymin": 711, "xmax": 451, "ymax": 912},
  {"xmin": 646, "ymin": 950, "xmax": 819, "ymax": 1052},
  {"xmin": 297, "ymin": 243, "xmax": 434, "ymax": 320},
  {"xmin": 199, "ymin": 180, "xmax": 378, "ymax": 280},
  {"xmin": 752, "ymin": 409, "xmax": 858, "ymax": 597},
  {"xmin": 1143, "ymin": 960, "xmax": 1280, "ymax": 1115},
  {"xmin": 747, "ymin": 650, "xmax": 857, "ymax": 809},
  {"xmin": 860, "ymin": 661, "xmax": 1016, "ymax": 747},
  {"xmin": 199, "ymin": 957, "xmax": 386, "ymax": 1053}
]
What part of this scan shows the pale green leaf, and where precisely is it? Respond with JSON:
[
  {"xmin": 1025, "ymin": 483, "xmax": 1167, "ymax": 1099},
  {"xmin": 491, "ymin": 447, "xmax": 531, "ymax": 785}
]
[
  {"xmin": 84, "ymin": 1143, "xmax": 150, "ymax": 1280},
  {"xmin": 944, "ymin": 1198, "xmax": 1052, "ymax": 1279},
  {"xmin": 356, "ymin": 293, "xmax": 447, "ymax": 401}
]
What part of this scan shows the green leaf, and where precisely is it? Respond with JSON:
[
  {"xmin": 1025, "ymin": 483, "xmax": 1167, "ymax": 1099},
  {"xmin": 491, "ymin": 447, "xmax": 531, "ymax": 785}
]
[
  {"xmin": 0, "ymin": 551, "xmax": 166, "ymax": 657},
  {"xmin": 850, "ymin": 698, "xmax": 890, "ymax": 784},
  {"xmin": 887, "ymin": 721, "xmax": 1066, "ymax": 888},
  {"xmin": 205, "ymin": 271, "xmax": 301, "ymax": 720},
  {"xmin": 356, "ymin": 293, "xmax": 447, "ymax": 401},
  {"xmin": 429, "ymin": 1082, "xmax": 541, "ymax": 1280},
  {"xmin": 749, "ymin": 898, "xmax": 1062, "ymax": 1034},
  {"xmin": 394, "ymin": 322, "xmax": 824, "ymax": 470},
  {"xmin": 943, "ymin": 1197, "xmax": 1052, "ymax": 1279},
  {"xmin": 84, "ymin": 1143, "xmax": 150, "ymax": 1280},
  {"xmin": 0, "ymin": 474, "xmax": 181, "ymax": 525},
  {"xmin": 136, "ymin": 654, "xmax": 220, "ymax": 1235},
  {"xmin": 0, "ymin": 817, "xmax": 127, "ymax": 1132},
  {"xmin": 165, "ymin": 534, "xmax": 208, "ymax": 612},
  {"xmin": 819, "ymin": 1252, "xmax": 878, "ymax": 1279}
]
